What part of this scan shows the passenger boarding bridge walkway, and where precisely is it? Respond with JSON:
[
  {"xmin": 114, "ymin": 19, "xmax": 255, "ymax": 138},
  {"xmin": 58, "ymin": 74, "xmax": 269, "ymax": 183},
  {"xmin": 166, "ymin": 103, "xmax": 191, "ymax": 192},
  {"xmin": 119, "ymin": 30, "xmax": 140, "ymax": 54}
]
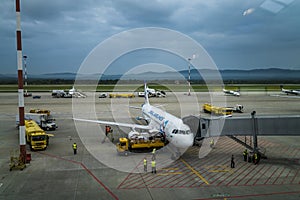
[{"xmin": 183, "ymin": 112, "xmax": 300, "ymax": 156}]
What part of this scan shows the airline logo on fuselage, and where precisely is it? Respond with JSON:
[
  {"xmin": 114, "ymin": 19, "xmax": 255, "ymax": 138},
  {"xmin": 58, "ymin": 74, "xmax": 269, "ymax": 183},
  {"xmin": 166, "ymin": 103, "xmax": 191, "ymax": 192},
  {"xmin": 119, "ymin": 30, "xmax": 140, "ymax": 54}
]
[{"xmin": 148, "ymin": 110, "xmax": 164, "ymax": 121}]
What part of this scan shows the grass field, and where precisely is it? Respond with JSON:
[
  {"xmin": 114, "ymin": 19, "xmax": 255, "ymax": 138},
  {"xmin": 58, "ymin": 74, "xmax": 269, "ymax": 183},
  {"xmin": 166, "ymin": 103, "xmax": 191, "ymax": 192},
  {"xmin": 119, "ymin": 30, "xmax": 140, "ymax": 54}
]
[{"xmin": 0, "ymin": 84, "xmax": 299, "ymax": 92}]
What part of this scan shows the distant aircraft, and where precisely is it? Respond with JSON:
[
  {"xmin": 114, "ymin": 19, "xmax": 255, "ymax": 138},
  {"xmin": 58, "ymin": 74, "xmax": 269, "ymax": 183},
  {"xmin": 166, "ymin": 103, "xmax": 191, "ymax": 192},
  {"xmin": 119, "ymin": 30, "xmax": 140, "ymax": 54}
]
[
  {"xmin": 69, "ymin": 86, "xmax": 86, "ymax": 98},
  {"xmin": 281, "ymin": 86, "xmax": 300, "ymax": 95},
  {"xmin": 138, "ymin": 86, "xmax": 166, "ymax": 98},
  {"xmin": 74, "ymin": 83, "xmax": 193, "ymax": 158},
  {"xmin": 223, "ymin": 88, "xmax": 240, "ymax": 97}
]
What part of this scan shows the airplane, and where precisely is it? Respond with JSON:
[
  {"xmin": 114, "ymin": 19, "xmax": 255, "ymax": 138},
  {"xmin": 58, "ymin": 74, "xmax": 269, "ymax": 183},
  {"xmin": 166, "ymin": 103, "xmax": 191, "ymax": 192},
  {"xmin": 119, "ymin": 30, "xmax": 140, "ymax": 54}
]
[
  {"xmin": 138, "ymin": 86, "xmax": 166, "ymax": 97},
  {"xmin": 68, "ymin": 86, "xmax": 87, "ymax": 98},
  {"xmin": 281, "ymin": 87, "xmax": 300, "ymax": 95},
  {"xmin": 223, "ymin": 88, "xmax": 240, "ymax": 97},
  {"xmin": 74, "ymin": 83, "xmax": 194, "ymax": 158}
]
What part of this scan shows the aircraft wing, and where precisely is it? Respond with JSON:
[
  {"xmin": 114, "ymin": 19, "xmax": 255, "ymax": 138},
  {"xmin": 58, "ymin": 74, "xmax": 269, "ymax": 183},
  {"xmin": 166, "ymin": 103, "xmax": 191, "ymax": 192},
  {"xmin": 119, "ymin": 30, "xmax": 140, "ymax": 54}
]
[{"xmin": 73, "ymin": 118, "xmax": 152, "ymax": 130}]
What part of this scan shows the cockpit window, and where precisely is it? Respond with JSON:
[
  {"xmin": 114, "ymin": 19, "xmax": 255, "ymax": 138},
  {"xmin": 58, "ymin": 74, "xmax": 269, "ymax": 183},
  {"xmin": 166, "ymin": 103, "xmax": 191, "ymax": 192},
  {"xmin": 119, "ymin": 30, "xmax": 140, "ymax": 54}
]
[{"xmin": 172, "ymin": 129, "xmax": 178, "ymax": 134}]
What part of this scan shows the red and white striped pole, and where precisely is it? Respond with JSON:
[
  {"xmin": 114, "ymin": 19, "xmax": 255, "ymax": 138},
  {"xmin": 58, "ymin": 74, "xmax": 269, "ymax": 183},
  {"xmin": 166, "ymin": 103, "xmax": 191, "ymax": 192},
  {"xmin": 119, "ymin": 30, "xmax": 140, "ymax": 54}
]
[{"xmin": 16, "ymin": 0, "xmax": 26, "ymax": 164}]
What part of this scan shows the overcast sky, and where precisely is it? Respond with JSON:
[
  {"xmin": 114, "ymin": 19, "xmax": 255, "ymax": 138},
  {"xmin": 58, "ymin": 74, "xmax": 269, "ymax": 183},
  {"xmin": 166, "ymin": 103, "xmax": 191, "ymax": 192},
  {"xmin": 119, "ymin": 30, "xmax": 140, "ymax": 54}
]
[{"xmin": 1, "ymin": 0, "xmax": 299, "ymax": 75}]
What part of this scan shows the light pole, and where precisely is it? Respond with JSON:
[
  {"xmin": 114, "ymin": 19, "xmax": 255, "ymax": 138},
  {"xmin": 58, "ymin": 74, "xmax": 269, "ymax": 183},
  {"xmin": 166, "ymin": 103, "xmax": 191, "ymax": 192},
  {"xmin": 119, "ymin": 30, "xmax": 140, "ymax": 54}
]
[{"xmin": 187, "ymin": 57, "xmax": 192, "ymax": 96}]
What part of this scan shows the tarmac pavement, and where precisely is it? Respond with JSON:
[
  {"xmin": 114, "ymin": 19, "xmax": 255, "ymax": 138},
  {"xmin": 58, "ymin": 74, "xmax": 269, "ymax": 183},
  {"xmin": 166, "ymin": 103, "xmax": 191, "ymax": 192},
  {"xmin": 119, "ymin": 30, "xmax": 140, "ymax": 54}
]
[{"xmin": 0, "ymin": 90, "xmax": 299, "ymax": 200}]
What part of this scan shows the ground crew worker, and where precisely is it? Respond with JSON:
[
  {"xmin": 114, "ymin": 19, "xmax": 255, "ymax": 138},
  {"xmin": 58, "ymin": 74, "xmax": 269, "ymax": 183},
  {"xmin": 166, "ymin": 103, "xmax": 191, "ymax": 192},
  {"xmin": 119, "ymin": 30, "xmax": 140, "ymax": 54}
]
[
  {"xmin": 254, "ymin": 153, "xmax": 258, "ymax": 165},
  {"xmin": 102, "ymin": 125, "xmax": 111, "ymax": 143},
  {"xmin": 73, "ymin": 142, "xmax": 77, "ymax": 155},
  {"xmin": 143, "ymin": 157, "xmax": 147, "ymax": 172},
  {"xmin": 210, "ymin": 138, "xmax": 214, "ymax": 148},
  {"xmin": 231, "ymin": 155, "xmax": 235, "ymax": 168},
  {"xmin": 243, "ymin": 149, "xmax": 248, "ymax": 162},
  {"xmin": 152, "ymin": 148, "xmax": 156, "ymax": 160},
  {"xmin": 151, "ymin": 159, "xmax": 156, "ymax": 174}
]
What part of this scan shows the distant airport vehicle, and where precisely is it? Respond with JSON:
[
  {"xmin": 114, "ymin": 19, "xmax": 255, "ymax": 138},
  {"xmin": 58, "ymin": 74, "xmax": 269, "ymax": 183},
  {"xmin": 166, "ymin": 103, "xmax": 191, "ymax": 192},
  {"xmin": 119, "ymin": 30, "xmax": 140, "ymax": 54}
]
[
  {"xmin": 223, "ymin": 88, "xmax": 240, "ymax": 97},
  {"xmin": 32, "ymin": 95, "xmax": 41, "ymax": 99},
  {"xmin": 74, "ymin": 83, "xmax": 194, "ymax": 158},
  {"xmin": 138, "ymin": 86, "xmax": 166, "ymax": 98},
  {"xmin": 52, "ymin": 90, "xmax": 66, "ymax": 98},
  {"xmin": 109, "ymin": 93, "xmax": 135, "ymax": 98},
  {"xmin": 99, "ymin": 93, "xmax": 108, "ymax": 98},
  {"xmin": 24, "ymin": 93, "xmax": 32, "ymax": 97},
  {"xmin": 203, "ymin": 103, "xmax": 233, "ymax": 116},
  {"xmin": 281, "ymin": 87, "xmax": 300, "ymax": 95},
  {"xmin": 25, "ymin": 120, "xmax": 53, "ymax": 150},
  {"xmin": 29, "ymin": 109, "xmax": 51, "ymax": 116},
  {"xmin": 229, "ymin": 104, "xmax": 244, "ymax": 113},
  {"xmin": 17, "ymin": 113, "xmax": 57, "ymax": 130},
  {"xmin": 52, "ymin": 86, "xmax": 86, "ymax": 98}
]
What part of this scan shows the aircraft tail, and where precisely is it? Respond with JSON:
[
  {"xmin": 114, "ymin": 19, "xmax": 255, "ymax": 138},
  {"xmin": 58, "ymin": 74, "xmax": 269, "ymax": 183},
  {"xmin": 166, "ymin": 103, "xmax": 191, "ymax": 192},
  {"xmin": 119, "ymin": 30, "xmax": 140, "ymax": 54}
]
[{"xmin": 144, "ymin": 82, "xmax": 149, "ymax": 105}]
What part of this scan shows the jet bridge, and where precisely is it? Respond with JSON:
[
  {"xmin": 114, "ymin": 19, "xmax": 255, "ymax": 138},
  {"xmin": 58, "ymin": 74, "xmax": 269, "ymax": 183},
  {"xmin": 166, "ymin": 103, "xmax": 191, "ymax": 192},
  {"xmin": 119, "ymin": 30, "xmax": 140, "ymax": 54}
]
[{"xmin": 183, "ymin": 112, "xmax": 300, "ymax": 154}]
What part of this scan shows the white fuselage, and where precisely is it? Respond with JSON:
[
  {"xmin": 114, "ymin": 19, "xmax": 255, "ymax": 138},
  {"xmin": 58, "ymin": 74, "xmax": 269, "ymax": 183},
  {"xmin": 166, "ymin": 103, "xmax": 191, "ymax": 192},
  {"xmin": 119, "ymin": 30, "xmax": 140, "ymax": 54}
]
[
  {"xmin": 282, "ymin": 88, "xmax": 300, "ymax": 95},
  {"xmin": 223, "ymin": 89, "xmax": 240, "ymax": 96},
  {"xmin": 142, "ymin": 103, "xmax": 194, "ymax": 148}
]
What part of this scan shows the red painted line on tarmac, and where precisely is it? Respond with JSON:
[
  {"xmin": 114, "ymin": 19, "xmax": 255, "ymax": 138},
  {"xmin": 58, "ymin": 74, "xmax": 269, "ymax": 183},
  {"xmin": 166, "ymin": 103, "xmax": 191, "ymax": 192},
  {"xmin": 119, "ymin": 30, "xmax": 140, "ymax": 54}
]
[
  {"xmin": 242, "ymin": 164, "xmax": 265, "ymax": 186},
  {"xmin": 263, "ymin": 167, "xmax": 279, "ymax": 185},
  {"xmin": 281, "ymin": 169, "xmax": 292, "ymax": 185},
  {"xmin": 38, "ymin": 152, "xmax": 82, "ymax": 165},
  {"xmin": 196, "ymin": 156, "xmax": 235, "ymax": 187},
  {"xmin": 194, "ymin": 150, "xmax": 234, "ymax": 185},
  {"xmin": 117, "ymin": 158, "xmax": 144, "ymax": 189},
  {"xmin": 37, "ymin": 152, "xmax": 119, "ymax": 200},
  {"xmin": 221, "ymin": 162, "xmax": 252, "ymax": 186},
  {"xmin": 80, "ymin": 163, "xmax": 119, "ymax": 200},
  {"xmin": 194, "ymin": 190, "xmax": 300, "ymax": 200},
  {"xmin": 230, "ymin": 163, "xmax": 254, "ymax": 186},
  {"xmin": 290, "ymin": 148, "xmax": 300, "ymax": 158},
  {"xmin": 271, "ymin": 167, "xmax": 285, "ymax": 185},
  {"xmin": 251, "ymin": 164, "xmax": 273, "ymax": 185},
  {"xmin": 291, "ymin": 168, "xmax": 300, "ymax": 184}
]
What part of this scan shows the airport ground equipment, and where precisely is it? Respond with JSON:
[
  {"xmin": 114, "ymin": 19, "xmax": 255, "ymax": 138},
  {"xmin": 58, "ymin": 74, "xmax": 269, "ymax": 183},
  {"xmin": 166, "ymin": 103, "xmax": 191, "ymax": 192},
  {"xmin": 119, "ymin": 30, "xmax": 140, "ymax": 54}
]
[
  {"xmin": 17, "ymin": 113, "xmax": 57, "ymax": 130},
  {"xmin": 229, "ymin": 104, "xmax": 244, "ymax": 113},
  {"xmin": 109, "ymin": 93, "xmax": 135, "ymax": 98},
  {"xmin": 116, "ymin": 135, "xmax": 165, "ymax": 155},
  {"xmin": 183, "ymin": 113, "xmax": 300, "ymax": 155},
  {"xmin": 9, "ymin": 150, "xmax": 26, "ymax": 171},
  {"xmin": 203, "ymin": 103, "xmax": 233, "ymax": 116},
  {"xmin": 25, "ymin": 120, "xmax": 53, "ymax": 150},
  {"xmin": 30, "ymin": 109, "xmax": 51, "ymax": 116}
]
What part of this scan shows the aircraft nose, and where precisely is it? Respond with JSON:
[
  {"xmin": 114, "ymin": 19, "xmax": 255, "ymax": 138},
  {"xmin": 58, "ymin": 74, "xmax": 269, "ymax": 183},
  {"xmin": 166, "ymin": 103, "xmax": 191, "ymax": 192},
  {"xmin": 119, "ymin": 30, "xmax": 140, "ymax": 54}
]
[{"xmin": 173, "ymin": 134, "xmax": 194, "ymax": 148}]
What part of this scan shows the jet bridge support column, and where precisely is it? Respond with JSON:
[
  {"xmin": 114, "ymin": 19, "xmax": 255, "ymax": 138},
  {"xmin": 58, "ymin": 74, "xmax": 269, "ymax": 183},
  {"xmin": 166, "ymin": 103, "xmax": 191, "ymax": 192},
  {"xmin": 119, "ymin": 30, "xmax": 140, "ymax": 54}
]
[{"xmin": 251, "ymin": 111, "xmax": 258, "ymax": 153}]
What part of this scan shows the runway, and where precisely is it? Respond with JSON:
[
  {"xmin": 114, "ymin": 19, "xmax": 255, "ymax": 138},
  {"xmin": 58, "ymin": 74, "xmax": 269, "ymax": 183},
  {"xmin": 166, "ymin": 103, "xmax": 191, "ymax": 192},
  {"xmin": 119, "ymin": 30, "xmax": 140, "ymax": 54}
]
[{"xmin": 0, "ymin": 90, "xmax": 299, "ymax": 199}]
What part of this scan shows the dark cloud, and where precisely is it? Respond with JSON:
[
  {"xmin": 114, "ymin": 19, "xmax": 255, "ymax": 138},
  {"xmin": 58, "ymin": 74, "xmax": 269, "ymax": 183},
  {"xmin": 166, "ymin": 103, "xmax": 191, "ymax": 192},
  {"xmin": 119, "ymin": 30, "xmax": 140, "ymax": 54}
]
[{"xmin": 0, "ymin": 0, "xmax": 299, "ymax": 74}]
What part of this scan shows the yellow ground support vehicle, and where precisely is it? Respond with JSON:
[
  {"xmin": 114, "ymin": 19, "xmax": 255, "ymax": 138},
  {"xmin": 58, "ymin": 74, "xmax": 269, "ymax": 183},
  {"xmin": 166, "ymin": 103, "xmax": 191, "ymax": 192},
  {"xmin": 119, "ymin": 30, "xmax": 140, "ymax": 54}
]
[
  {"xmin": 25, "ymin": 120, "xmax": 53, "ymax": 150},
  {"xmin": 29, "ymin": 109, "xmax": 51, "ymax": 116},
  {"xmin": 116, "ymin": 137, "xmax": 165, "ymax": 155},
  {"xmin": 109, "ymin": 93, "xmax": 135, "ymax": 98},
  {"xmin": 203, "ymin": 103, "xmax": 233, "ymax": 116}
]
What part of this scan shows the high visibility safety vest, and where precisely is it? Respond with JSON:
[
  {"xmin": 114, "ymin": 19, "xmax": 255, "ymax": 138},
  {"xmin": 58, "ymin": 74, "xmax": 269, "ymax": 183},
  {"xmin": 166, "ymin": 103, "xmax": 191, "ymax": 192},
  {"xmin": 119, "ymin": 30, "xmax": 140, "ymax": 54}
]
[
  {"xmin": 73, "ymin": 143, "xmax": 77, "ymax": 150},
  {"xmin": 152, "ymin": 148, "xmax": 156, "ymax": 154},
  {"xmin": 243, "ymin": 150, "xmax": 248, "ymax": 155},
  {"xmin": 254, "ymin": 153, "xmax": 258, "ymax": 159},
  {"xmin": 210, "ymin": 139, "xmax": 214, "ymax": 145},
  {"xmin": 144, "ymin": 159, "xmax": 147, "ymax": 166},
  {"xmin": 151, "ymin": 161, "xmax": 156, "ymax": 167}
]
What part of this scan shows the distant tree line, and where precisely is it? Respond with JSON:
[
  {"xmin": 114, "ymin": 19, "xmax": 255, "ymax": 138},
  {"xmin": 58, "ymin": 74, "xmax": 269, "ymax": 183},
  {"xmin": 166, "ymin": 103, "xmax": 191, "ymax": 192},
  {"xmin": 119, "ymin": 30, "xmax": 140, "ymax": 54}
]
[{"xmin": 0, "ymin": 78, "xmax": 300, "ymax": 85}]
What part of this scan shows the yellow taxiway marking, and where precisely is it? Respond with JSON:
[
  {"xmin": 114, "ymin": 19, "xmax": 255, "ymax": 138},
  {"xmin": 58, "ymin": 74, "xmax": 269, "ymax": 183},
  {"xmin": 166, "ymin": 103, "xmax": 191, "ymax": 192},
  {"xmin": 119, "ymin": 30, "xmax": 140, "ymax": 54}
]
[
  {"xmin": 180, "ymin": 158, "xmax": 210, "ymax": 185},
  {"xmin": 161, "ymin": 168, "xmax": 179, "ymax": 170},
  {"xmin": 157, "ymin": 172, "xmax": 183, "ymax": 176}
]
